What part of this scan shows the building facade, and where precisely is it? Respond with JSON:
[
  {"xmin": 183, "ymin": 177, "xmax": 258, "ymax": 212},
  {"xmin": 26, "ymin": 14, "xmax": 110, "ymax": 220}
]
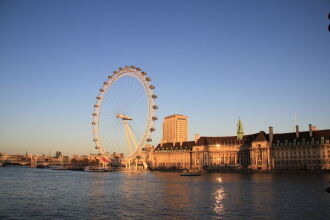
[
  {"xmin": 149, "ymin": 122, "xmax": 330, "ymax": 171},
  {"xmin": 162, "ymin": 114, "xmax": 188, "ymax": 143},
  {"xmin": 262, "ymin": 125, "xmax": 330, "ymax": 170}
]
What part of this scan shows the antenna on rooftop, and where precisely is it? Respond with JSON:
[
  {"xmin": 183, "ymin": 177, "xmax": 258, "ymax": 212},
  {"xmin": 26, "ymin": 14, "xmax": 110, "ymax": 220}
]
[{"xmin": 294, "ymin": 112, "xmax": 298, "ymax": 131}]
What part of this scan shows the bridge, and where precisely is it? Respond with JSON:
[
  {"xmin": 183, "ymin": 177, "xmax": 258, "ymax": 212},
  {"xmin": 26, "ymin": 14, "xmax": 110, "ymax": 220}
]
[{"xmin": 2, "ymin": 159, "xmax": 65, "ymax": 167}]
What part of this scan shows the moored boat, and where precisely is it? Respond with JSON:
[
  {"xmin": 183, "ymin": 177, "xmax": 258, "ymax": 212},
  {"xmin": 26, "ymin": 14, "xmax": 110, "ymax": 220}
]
[
  {"xmin": 84, "ymin": 166, "xmax": 107, "ymax": 172},
  {"xmin": 180, "ymin": 169, "xmax": 202, "ymax": 176},
  {"xmin": 36, "ymin": 164, "xmax": 49, "ymax": 169},
  {"xmin": 50, "ymin": 165, "xmax": 67, "ymax": 170}
]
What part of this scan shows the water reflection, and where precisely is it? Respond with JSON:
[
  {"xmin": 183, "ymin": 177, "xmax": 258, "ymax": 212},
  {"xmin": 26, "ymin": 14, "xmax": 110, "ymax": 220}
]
[
  {"xmin": 249, "ymin": 173, "xmax": 275, "ymax": 218},
  {"xmin": 213, "ymin": 177, "xmax": 226, "ymax": 217},
  {"xmin": 157, "ymin": 174, "xmax": 192, "ymax": 212}
]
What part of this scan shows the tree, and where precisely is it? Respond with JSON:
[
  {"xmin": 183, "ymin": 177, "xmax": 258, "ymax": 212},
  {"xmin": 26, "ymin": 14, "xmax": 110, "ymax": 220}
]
[{"xmin": 55, "ymin": 151, "xmax": 62, "ymax": 158}]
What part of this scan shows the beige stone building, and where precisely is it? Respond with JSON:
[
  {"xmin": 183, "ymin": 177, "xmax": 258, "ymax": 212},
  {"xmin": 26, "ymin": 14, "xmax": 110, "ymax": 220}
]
[
  {"xmin": 162, "ymin": 114, "xmax": 188, "ymax": 143},
  {"xmin": 148, "ymin": 121, "xmax": 330, "ymax": 171},
  {"xmin": 258, "ymin": 125, "xmax": 330, "ymax": 170}
]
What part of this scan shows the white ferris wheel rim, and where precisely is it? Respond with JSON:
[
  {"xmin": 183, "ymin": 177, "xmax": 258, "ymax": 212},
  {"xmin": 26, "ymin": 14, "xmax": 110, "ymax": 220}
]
[{"xmin": 92, "ymin": 66, "xmax": 157, "ymax": 160}]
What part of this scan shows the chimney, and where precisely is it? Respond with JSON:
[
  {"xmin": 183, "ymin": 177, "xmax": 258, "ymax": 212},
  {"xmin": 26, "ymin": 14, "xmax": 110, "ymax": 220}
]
[
  {"xmin": 295, "ymin": 125, "xmax": 299, "ymax": 138},
  {"xmin": 269, "ymin": 126, "xmax": 273, "ymax": 144},
  {"xmin": 194, "ymin": 134, "xmax": 200, "ymax": 143},
  {"xmin": 309, "ymin": 124, "xmax": 313, "ymax": 137}
]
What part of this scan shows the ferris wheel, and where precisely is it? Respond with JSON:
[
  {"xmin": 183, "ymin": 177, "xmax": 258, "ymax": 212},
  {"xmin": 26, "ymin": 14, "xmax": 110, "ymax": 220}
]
[{"xmin": 92, "ymin": 66, "xmax": 157, "ymax": 164}]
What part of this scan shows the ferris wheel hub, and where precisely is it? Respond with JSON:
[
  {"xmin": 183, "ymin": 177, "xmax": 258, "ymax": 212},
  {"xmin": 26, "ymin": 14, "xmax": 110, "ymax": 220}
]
[{"xmin": 116, "ymin": 114, "xmax": 133, "ymax": 120}]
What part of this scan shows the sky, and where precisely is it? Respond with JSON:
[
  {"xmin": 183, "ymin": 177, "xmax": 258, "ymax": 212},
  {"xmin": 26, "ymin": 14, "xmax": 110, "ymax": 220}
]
[{"xmin": 0, "ymin": 0, "xmax": 329, "ymax": 156}]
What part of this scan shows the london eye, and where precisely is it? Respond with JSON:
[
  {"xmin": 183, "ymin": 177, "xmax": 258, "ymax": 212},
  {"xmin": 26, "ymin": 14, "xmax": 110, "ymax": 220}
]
[{"xmin": 91, "ymin": 66, "xmax": 157, "ymax": 168}]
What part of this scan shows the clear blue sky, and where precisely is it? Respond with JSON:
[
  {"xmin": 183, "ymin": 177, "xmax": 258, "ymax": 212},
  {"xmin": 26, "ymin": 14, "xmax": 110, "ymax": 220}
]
[{"xmin": 1, "ymin": 0, "xmax": 329, "ymax": 155}]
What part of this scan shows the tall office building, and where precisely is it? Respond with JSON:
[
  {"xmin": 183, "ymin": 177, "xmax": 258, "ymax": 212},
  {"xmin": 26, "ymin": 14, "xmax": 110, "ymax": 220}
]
[{"xmin": 162, "ymin": 114, "xmax": 188, "ymax": 143}]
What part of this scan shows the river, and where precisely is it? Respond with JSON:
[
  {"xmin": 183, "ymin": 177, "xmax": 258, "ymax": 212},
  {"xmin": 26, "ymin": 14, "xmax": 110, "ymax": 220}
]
[{"xmin": 0, "ymin": 166, "xmax": 329, "ymax": 219}]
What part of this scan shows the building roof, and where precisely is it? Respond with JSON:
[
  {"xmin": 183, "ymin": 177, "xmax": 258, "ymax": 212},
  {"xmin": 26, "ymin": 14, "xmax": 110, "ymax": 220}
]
[
  {"xmin": 255, "ymin": 131, "xmax": 268, "ymax": 142},
  {"xmin": 195, "ymin": 133, "xmax": 261, "ymax": 146},
  {"xmin": 154, "ymin": 129, "xmax": 330, "ymax": 152},
  {"xmin": 154, "ymin": 141, "xmax": 195, "ymax": 151},
  {"xmin": 164, "ymin": 114, "xmax": 188, "ymax": 119},
  {"xmin": 272, "ymin": 129, "xmax": 330, "ymax": 142}
]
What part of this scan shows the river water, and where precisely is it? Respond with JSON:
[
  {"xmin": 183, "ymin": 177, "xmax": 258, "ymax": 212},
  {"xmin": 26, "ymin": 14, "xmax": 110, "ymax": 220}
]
[{"xmin": 0, "ymin": 166, "xmax": 329, "ymax": 220}]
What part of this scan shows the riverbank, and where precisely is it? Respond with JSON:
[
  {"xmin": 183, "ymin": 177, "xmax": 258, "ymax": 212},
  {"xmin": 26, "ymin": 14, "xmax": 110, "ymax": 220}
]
[
  {"xmin": 151, "ymin": 167, "xmax": 330, "ymax": 173},
  {"xmin": 2, "ymin": 164, "xmax": 330, "ymax": 174}
]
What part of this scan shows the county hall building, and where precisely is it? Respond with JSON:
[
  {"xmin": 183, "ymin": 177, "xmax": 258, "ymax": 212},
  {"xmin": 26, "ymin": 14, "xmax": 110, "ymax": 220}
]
[{"xmin": 147, "ymin": 116, "xmax": 330, "ymax": 171}]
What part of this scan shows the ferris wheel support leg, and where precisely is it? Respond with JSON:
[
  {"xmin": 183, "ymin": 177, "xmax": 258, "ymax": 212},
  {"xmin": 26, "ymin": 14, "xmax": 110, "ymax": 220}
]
[
  {"xmin": 125, "ymin": 122, "xmax": 138, "ymax": 150},
  {"xmin": 142, "ymin": 161, "xmax": 148, "ymax": 170},
  {"xmin": 123, "ymin": 121, "xmax": 133, "ymax": 155}
]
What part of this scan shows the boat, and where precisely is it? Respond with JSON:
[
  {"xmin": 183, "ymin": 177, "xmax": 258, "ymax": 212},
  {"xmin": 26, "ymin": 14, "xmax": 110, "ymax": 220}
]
[
  {"xmin": 84, "ymin": 166, "xmax": 107, "ymax": 172},
  {"xmin": 50, "ymin": 165, "xmax": 67, "ymax": 170},
  {"xmin": 180, "ymin": 169, "xmax": 202, "ymax": 176},
  {"xmin": 36, "ymin": 164, "xmax": 49, "ymax": 169}
]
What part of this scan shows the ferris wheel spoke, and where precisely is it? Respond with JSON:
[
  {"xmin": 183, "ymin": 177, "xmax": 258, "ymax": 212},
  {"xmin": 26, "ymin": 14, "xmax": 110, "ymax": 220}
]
[
  {"xmin": 128, "ymin": 102, "xmax": 148, "ymax": 119},
  {"xmin": 100, "ymin": 121, "xmax": 118, "ymax": 145},
  {"xmin": 125, "ymin": 97, "xmax": 146, "ymax": 116},
  {"xmin": 126, "ymin": 82, "xmax": 146, "ymax": 108},
  {"xmin": 120, "ymin": 78, "xmax": 144, "ymax": 113}
]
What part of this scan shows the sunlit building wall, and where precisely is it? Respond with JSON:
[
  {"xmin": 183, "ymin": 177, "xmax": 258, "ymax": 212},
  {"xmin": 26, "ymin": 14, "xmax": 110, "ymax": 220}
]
[
  {"xmin": 162, "ymin": 114, "xmax": 188, "ymax": 143},
  {"xmin": 150, "ymin": 122, "xmax": 330, "ymax": 171}
]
